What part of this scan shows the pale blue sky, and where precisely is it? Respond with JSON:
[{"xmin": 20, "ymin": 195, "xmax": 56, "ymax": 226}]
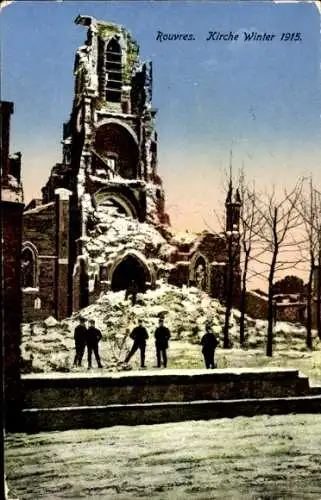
[{"xmin": 1, "ymin": 1, "xmax": 320, "ymax": 233}]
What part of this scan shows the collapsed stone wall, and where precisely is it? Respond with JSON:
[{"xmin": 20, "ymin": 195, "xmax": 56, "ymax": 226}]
[{"xmin": 82, "ymin": 194, "xmax": 178, "ymax": 292}]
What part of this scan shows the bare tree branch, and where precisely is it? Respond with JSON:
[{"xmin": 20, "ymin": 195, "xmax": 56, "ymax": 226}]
[{"xmin": 252, "ymin": 178, "xmax": 304, "ymax": 356}]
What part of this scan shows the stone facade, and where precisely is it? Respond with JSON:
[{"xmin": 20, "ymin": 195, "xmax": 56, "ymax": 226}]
[
  {"xmin": 21, "ymin": 16, "xmax": 241, "ymax": 322},
  {"xmin": 1, "ymin": 101, "xmax": 24, "ymax": 429}
]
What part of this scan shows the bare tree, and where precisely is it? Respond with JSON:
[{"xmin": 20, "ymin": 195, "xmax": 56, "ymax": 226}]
[
  {"xmin": 298, "ymin": 179, "xmax": 321, "ymax": 346},
  {"xmin": 238, "ymin": 173, "xmax": 263, "ymax": 347},
  {"xmin": 253, "ymin": 181, "xmax": 304, "ymax": 356}
]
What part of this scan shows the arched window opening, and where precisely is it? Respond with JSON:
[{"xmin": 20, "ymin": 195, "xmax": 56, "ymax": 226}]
[
  {"xmin": 21, "ymin": 247, "xmax": 37, "ymax": 289},
  {"xmin": 94, "ymin": 122, "xmax": 138, "ymax": 179},
  {"xmin": 34, "ymin": 297, "xmax": 41, "ymax": 310},
  {"xmin": 106, "ymin": 38, "xmax": 122, "ymax": 102},
  {"xmin": 194, "ymin": 256, "xmax": 207, "ymax": 291}
]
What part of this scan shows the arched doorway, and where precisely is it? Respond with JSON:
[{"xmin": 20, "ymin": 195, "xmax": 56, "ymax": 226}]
[{"xmin": 111, "ymin": 255, "xmax": 151, "ymax": 292}]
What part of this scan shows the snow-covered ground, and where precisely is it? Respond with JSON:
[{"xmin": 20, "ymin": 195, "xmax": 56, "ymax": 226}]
[
  {"xmin": 21, "ymin": 284, "xmax": 321, "ymax": 381},
  {"xmin": 11, "ymin": 286, "xmax": 321, "ymax": 499},
  {"xmin": 5, "ymin": 414, "xmax": 321, "ymax": 499}
]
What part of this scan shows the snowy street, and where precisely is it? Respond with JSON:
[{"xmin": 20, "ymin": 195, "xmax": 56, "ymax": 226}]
[{"xmin": 6, "ymin": 414, "xmax": 321, "ymax": 499}]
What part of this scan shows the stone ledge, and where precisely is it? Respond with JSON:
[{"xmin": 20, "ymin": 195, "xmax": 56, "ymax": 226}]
[
  {"xmin": 22, "ymin": 366, "xmax": 301, "ymax": 381},
  {"xmin": 21, "ymin": 368, "xmax": 311, "ymax": 409},
  {"xmin": 21, "ymin": 368, "xmax": 305, "ymax": 391},
  {"xmin": 20, "ymin": 395, "xmax": 321, "ymax": 433}
]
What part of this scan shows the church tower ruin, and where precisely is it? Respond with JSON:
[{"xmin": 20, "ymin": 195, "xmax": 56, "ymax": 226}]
[
  {"xmin": 39, "ymin": 16, "xmax": 169, "ymax": 313},
  {"xmin": 21, "ymin": 15, "xmax": 241, "ymax": 322},
  {"xmin": 42, "ymin": 15, "xmax": 166, "ymax": 222}
]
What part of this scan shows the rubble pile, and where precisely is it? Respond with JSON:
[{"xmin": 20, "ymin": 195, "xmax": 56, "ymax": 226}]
[
  {"xmin": 21, "ymin": 283, "xmax": 320, "ymax": 373},
  {"xmin": 84, "ymin": 200, "xmax": 177, "ymax": 274},
  {"xmin": 21, "ymin": 316, "xmax": 72, "ymax": 373}
]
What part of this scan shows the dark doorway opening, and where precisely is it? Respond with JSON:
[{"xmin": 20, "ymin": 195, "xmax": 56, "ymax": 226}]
[
  {"xmin": 111, "ymin": 255, "xmax": 150, "ymax": 292},
  {"xmin": 194, "ymin": 256, "xmax": 207, "ymax": 291}
]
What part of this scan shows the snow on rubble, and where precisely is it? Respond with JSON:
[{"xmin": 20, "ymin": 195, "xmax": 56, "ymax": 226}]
[
  {"xmin": 20, "ymin": 283, "xmax": 320, "ymax": 374},
  {"xmin": 84, "ymin": 199, "xmax": 177, "ymax": 270}
]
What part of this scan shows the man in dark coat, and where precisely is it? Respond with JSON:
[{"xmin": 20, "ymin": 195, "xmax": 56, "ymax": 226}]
[
  {"xmin": 125, "ymin": 319, "xmax": 149, "ymax": 368},
  {"xmin": 201, "ymin": 324, "xmax": 219, "ymax": 369},
  {"xmin": 73, "ymin": 317, "xmax": 87, "ymax": 367},
  {"xmin": 87, "ymin": 319, "xmax": 103, "ymax": 369},
  {"xmin": 154, "ymin": 317, "xmax": 171, "ymax": 368}
]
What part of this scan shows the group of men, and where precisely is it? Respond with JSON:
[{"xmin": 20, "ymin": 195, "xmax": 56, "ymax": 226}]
[
  {"xmin": 73, "ymin": 318, "xmax": 103, "ymax": 369},
  {"xmin": 74, "ymin": 316, "xmax": 219, "ymax": 370},
  {"xmin": 124, "ymin": 317, "xmax": 171, "ymax": 368},
  {"xmin": 122, "ymin": 318, "xmax": 218, "ymax": 369}
]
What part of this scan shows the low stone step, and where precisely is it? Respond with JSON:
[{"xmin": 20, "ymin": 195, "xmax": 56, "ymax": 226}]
[
  {"xmin": 21, "ymin": 395, "xmax": 321, "ymax": 433},
  {"xmin": 310, "ymin": 384, "xmax": 321, "ymax": 395},
  {"xmin": 21, "ymin": 368, "xmax": 311, "ymax": 409}
]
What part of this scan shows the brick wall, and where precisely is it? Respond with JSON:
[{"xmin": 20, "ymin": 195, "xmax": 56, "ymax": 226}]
[
  {"xmin": 23, "ymin": 203, "xmax": 56, "ymax": 254},
  {"xmin": 197, "ymin": 233, "xmax": 228, "ymax": 263},
  {"xmin": 22, "ymin": 203, "xmax": 58, "ymax": 321},
  {"xmin": 168, "ymin": 262, "xmax": 190, "ymax": 287},
  {"xmin": 245, "ymin": 291, "xmax": 268, "ymax": 319},
  {"xmin": 276, "ymin": 304, "xmax": 306, "ymax": 324}
]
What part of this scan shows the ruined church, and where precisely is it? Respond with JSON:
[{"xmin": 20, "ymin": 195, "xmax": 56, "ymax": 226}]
[{"xmin": 21, "ymin": 15, "xmax": 241, "ymax": 322}]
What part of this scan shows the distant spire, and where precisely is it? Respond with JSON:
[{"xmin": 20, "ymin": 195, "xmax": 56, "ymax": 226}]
[
  {"xmin": 226, "ymin": 148, "xmax": 233, "ymax": 204},
  {"xmin": 235, "ymin": 188, "xmax": 241, "ymax": 204}
]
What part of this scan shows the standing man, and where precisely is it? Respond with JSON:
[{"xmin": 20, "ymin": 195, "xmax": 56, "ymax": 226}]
[
  {"xmin": 125, "ymin": 319, "xmax": 149, "ymax": 368},
  {"xmin": 73, "ymin": 317, "xmax": 87, "ymax": 367},
  {"xmin": 87, "ymin": 319, "xmax": 103, "ymax": 369},
  {"xmin": 201, "ymin": 324, "xmax": 219, "ymax": 369},
  {"xmin": 154, "ymin": 317, "xmax": 171, "ymax": 368}
]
